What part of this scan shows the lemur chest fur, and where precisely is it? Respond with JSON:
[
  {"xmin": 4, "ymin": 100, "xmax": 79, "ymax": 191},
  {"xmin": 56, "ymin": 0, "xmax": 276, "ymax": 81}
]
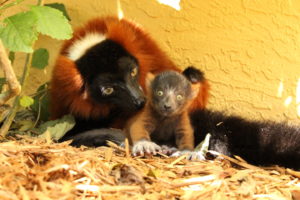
[{"xmin": 145, "ymin": 112, "xmax": 182, "ymax": 146}]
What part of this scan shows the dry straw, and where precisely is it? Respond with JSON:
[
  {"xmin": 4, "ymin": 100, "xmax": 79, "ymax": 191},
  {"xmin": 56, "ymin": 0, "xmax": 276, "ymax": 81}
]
[{"xmin": 0, "ymin": 136, "xmax": 299, "ymax": 200}]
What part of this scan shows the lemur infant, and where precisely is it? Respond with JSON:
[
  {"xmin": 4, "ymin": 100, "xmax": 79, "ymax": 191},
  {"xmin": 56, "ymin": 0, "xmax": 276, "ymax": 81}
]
[{"xmin": 125, "ymin": 71, "xmax": 199, "ymax": 156}]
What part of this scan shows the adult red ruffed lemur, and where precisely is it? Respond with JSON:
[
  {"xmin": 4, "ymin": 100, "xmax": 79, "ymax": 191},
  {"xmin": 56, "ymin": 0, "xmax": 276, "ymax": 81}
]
[
  {"xmin": 50, "ymin": 16, "xmax": 300, "ymax": 170},
  {"xmin": 50, "ymin": 16, "xmax": 209, "ymax": 146}
]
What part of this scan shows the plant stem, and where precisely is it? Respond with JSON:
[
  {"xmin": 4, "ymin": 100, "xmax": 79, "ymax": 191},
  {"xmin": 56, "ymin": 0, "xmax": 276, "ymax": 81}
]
[
  {"xmin": 37, "ymin": 0, "xmax": 43, "ymax": 6},
  {"xmin": 20, "ymin": 53, "xmax": 31, "ymax": 85},
  {"xmin": 0, "ymin": 54, "xmax": 32, "ymax": 137},
  {"xmin": 0, "ymin": 0, "xmax": 11, "ymax": 7},
  {"xmin": 0, "ymin": 40, "xmax": 21, "ymax": 105},
  {"xmin": 0, "ymin": 0, "xmax": 25, "ymax": 11},
  {"xmin": 32, "ymin": 92, "xmax": 45, "ymax": 128}
]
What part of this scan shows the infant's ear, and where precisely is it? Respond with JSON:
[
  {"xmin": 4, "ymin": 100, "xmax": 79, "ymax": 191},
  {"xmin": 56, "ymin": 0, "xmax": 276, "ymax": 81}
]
[
  {"xmin": 183, "ymin": 66, "xmax": 205, "ymax": 83},
  {"xmin": 145, "ymin": 73, "xmax": 155, "ymax": 90},
  {"xmin": 190, "ymin": 83, "xmax": 200, "ymax": 99}
]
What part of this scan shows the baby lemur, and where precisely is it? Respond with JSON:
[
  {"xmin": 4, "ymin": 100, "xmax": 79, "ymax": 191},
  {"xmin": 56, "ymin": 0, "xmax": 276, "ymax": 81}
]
[{"xmin": 125, "ymin": 71, "xmax": 199, "ymax": 156}]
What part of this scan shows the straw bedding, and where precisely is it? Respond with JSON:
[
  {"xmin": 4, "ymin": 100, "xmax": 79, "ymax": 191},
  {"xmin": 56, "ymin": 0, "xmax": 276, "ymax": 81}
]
[{"xmin": 0, "ymin": 136, "xmax": 300, "ymax": 200}]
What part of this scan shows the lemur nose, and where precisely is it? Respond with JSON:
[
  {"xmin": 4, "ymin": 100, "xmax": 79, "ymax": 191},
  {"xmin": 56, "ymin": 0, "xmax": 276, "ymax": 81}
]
[
  {"xmin": 134, "ymin": 98, "xmax": 146, "ymax": 109},
  {"xmin": 164, "ymin": 105, "xmax": 172, "ymax": 110}
]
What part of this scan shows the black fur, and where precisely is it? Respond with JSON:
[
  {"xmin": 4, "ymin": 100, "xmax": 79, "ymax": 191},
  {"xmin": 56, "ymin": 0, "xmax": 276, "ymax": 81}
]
[
  {"xmin": 59, "ymin": 40, "xmax": 146, "ymax": 146},
  {"xmin": 150, "ymin": 116, "xmax": 181, "ymax": 147},
  {"xmin": 182, "ymin": 66, "xmax": 205, "ymax": 83},
  {"xmin": 76, "ymin": 39, "xmax": 145, "ymax": 111},
  {"xmin": 190, "ymin": 109, "xmax": 300, "ymax": 169},
  {"xmin": 68, "ymin": 128, "xmax": 126, "ymax": 147},
  {"xmin": 76, "ymin": 40, "xmax": 137, "ymax": 82},
  {"xmin": 59, "ymin": 113, "xmax": 120, "ymax": 142},
  {"xmin": 182, "ymin": 67, "xmax": 300, "ymax": 169}
]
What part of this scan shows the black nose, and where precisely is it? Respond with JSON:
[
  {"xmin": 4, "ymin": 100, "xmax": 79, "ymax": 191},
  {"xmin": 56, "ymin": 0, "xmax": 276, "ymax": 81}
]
[
  {"xmin": 164, "ymin": 104, "xmax": 172, "ymax": 111},
  {"xmin": 134, "ymin": 98, "xmax": 146, "ymax": 109}
]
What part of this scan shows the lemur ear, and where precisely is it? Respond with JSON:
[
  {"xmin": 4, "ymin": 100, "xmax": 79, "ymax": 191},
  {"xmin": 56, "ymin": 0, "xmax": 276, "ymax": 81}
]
[
  {"xmin": 145, "ymin": 73, "xmax": 155, "ymax": 91},
  {"xmin": 190, "ymin": 83, "xmax": 200, "ymax": 99}
]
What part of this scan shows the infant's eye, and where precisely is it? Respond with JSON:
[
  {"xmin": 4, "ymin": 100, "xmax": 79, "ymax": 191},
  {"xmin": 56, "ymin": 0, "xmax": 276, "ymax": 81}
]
[
  {"xmin": 131, "ymin": 68, "xmax": 138, "ymax": 77},
  {"xmin": 102, "ymin": 87, "xmax": 114, "ymax": 95},
  {"xmin": 177, "ymin": 94, "xmax": 183, "ymax": 101},
  {"xmin": 156, "ymin": 90, "xmax": 163, "ymax": 96}
]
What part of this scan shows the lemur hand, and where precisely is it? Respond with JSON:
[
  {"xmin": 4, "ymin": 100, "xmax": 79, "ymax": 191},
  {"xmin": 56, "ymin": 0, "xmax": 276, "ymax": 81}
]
[
  {"xmin": 171, "ymin": 150, "xmax": 206, "ymax": 161},
  {"xmin": 160, "ymin": 145, "xmax": 178, "ymax": 155},
  {"xmin": 132, "ymin": 140, "xmax": 161, "ymax": 157}
]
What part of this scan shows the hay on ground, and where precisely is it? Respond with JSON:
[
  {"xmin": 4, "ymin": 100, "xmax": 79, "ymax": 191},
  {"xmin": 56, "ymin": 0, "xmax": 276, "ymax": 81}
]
[{"xmin": 0, "ymin": 136, "xmax": 299, "ymax": 200}]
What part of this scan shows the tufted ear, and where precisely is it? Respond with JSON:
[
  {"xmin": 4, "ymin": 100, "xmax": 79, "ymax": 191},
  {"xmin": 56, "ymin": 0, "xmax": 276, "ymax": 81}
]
[{"xmin": 145, "ymin": 73, "xmax": 155, "ymax": 91}]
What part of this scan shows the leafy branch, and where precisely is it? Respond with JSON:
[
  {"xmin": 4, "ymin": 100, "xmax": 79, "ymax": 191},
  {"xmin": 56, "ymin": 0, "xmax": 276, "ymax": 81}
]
[{"xmin": 0, "ymin": 1, "xmax": 73, "ymax": 137}]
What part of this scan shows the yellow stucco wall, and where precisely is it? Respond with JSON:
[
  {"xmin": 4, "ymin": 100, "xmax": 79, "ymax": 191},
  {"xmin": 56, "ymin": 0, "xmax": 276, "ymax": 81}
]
[{"xmin": 5, "ymin": 0, "xmax": 300, "ymax": 123}]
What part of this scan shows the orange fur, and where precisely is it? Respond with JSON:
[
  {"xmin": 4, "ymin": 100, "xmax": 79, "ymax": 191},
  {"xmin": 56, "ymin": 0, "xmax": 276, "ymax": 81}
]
[
  {"xmin": 50, "ymin": 56, "xmax": 112, "ymax": 119},
  {"xmin": 125, "ymin": 92, "xmax": 195, "ymax": 151},
  {"xmin": 50, "ymin": 16, "xmax": 209, "ymax": 123},
  {"xmin": 189, "ymin": 80, "xmax": 210, "ymax": 112},
  {"xmin": 126, "ymin": 72, "xmax": 197, "ymax": 150},
  {"xmin": 125, "ymin": 107, "xmax": 152, "ymax": 144},
  {"xmin": 176, "ymin": 111, "xmax": 194, "ymax": 150}
]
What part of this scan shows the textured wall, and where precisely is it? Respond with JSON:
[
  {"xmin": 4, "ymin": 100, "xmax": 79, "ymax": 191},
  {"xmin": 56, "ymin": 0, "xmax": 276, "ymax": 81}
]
[{"xmin": 5, "ymin": 0, "xmax": 300, "ymax": 123}]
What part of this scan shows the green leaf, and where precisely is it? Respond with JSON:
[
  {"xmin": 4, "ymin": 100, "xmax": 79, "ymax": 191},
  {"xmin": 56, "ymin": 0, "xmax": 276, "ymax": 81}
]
[
  {"xmin": 18, "ymin": 120, "xmax": 35, "ymax": 131},
  {"xmin": 19, "ymin": 95, "xmax": 34, "ymax": 107},
  {"xmin": 38, "ymin": 115, "xmax": 75, "ymax": 141},
  {"xmin": 31, "ymin": 48, "xmax": 49, "ymax": 69},
  {"xmin": 45, "ymin": 3, "xmax": 71, "ymax": 21},
  {"xmin": 30, "ymin": 6, "xmax": 72, "ymax": 40},
  {"xmin": 0, "ymin": 11, "xmax": 38, "ymax": 53},
  {"xmin": 31, "ymin": 82, "xmax": 50, "ymax": 121}
]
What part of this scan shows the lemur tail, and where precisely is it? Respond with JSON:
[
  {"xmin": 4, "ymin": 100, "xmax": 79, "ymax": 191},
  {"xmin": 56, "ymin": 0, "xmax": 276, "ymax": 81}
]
[{"xmin": 59, "ymin": 128, "xmax": 126, "ymax": 147}]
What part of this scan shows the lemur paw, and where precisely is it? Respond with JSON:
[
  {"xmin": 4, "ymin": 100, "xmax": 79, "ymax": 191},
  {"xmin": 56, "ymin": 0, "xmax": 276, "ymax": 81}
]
[
  {"xmin": 171, "ymin": 150, "xmax": 206, "ymax": 161},
  {"xmin": 171, "ymin": 150, "xmax": 191, "ymax": 158},
  {"xmin": 182, "ymin": 66, "xmax": 205, "ymax": 83},
  {"xmin": 161, "ymin": 145, "xmax": 178, "ymax": 155},
  {"xmin": 132, "ymin": 140, "xmax": 162, "ymax": 157},
  {"xmin": 186, "ymin": 151, "xmax": 206, "ymax": 160}
]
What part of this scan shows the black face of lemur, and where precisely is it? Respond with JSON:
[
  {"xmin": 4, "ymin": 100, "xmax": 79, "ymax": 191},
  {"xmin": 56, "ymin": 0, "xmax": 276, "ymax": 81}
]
[
  {"xmin": 75, "ymin": 39, "xmax": 146, "ymax": 112},
  {"xmin": 150, "ymin": 71, "xmax": 192, "ymax": 116}
]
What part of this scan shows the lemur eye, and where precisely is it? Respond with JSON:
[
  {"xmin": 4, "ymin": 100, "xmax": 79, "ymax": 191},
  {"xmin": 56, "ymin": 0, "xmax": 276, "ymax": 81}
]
[
  {"xmin": 131, "ymin": 68, "xmax": 138, "ymax": 77},
  {"xmin": 156, "ymin": 91, "xmax": 164, "ymax": 96},
  {"xmin": 102, "ymin": 87, "xmax": 114, "ymax": 95},
  {"xmin": 177, "ymin": 94, "xmax": 183, "ymax": 101}
]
